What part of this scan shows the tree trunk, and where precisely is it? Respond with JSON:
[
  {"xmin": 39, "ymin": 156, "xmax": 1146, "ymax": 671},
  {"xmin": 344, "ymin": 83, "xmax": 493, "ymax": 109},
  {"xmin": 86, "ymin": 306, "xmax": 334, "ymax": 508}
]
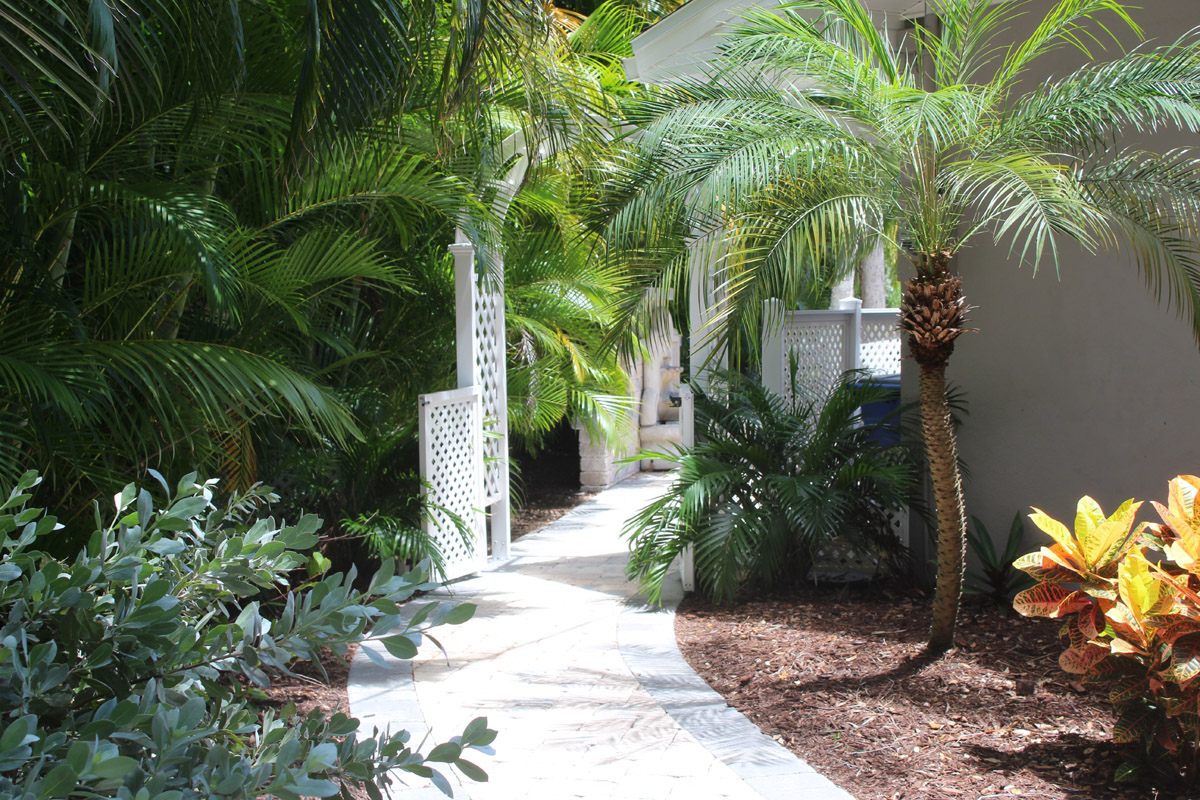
[
  {"xmin": 919, "ymin": 362, "xmax": 966, "ymax": 653},
  {"xmin": 828, "ymin": 270, "xmax": 855, "ymax": 308},
  {"xmin": 859, "ymin": 241, "xmax": 887, "ymax": 308},
  {"xmin": 898, "ymin": 266, "xmax": 973, "ymax": 655}
]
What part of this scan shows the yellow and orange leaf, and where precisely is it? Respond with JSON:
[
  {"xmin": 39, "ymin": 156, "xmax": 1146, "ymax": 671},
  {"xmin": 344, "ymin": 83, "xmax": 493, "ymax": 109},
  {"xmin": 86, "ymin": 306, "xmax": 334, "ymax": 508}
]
[
  {"xmin": 1168, "ymin": 475, "xmax": 1200, "ymax": 525},
  {"xmin": 1013, "ymin": 548, "xmax": 1080, "ymax": 583},
  {"xmin": 1083, "ymin": 499, "xmax": 1141, "ymax": 568},
  {"xmin": 1029, "ymin": 508, "xmax": 1076, "ymax": 554},
  {"xmin": 1059, "ymin": 644, "xmax": 1107, "ymax": 675},
  {"xmin": 1118, "ymin": 555, "xmax": 1161, "ymax": 623},
  {"xmin": 1075, "ymin": 495, "xmax": 1106, "ymax": 542},
  {"xmin": 1014, "ymin": 584, "xmax": 1091, "ymax": 618},
  {"xmin": 1109, "ymin": 638, "xmax": 1146, "ymax": 656},
  {"xmin": 1106, "ymin": 602, "xmax": 1149, "ymax": 649}
]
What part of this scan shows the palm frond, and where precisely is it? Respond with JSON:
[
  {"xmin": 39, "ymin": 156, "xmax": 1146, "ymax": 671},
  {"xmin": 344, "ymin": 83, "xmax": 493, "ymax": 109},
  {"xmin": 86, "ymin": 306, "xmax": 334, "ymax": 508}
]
[
  {"xmin": 942, "ymin": 154, "xmax": 1106, "ymax": 271},
  {"xmin": 1079, "ymin": 149, "xmax": 1200, "ymax": 340},
  {"xmin": 996, "ymin": 38, "xmax": 1200, "ymax": 155},
  {"xmin": 991, "ymin": 0, "xmax": 1137, "ymax": 93}
]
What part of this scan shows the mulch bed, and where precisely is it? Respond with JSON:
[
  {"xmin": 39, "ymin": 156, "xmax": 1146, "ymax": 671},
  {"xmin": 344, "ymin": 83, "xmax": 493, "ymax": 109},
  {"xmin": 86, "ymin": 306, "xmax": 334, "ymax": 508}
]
[
  {"xmin": 262, "ymin": 643, "xmax": 356, "ymax": 719},
  {"xmin": 258, "ymin": 645, "xmax": 371, "ymax": 800},
  {"xmin": 676, "ymin": 589, "xmax": 1191, "ymax": 800}
]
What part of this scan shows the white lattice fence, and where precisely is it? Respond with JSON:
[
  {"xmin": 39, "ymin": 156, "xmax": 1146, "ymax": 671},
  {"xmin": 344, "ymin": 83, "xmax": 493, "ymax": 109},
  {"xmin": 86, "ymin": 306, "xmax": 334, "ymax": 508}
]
[
  {"xmin": 419, "ymin": 386, "xmax": 487, "ymax": 581},
  {"xmin": 862, "ymin": 310, "xmax": 902, "ymax": 375},
  {"xmin": 763, "ymin": 299, "xmax": 900, "ymax": 408},
  {"xmin": 760, "ymin": 298, "xmax": 907, "ymax": 580},
  {"xmin": 779, "ymin": 311, "xmax": 853, "ymax": 408}
]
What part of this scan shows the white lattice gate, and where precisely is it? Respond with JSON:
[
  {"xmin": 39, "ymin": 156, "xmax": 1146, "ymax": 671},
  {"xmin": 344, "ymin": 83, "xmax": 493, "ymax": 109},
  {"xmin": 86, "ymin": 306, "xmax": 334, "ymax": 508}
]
[
  {"xmin": 452, "ymin": 241, "xmax": 511, "ymax": 561},
  {"xmin": 418, "ymin": 133, "xmax": 524, "ymax": 579},
  {"xmin": 418, "ymin": 386, "xmax": 487, "ymax": 579}
]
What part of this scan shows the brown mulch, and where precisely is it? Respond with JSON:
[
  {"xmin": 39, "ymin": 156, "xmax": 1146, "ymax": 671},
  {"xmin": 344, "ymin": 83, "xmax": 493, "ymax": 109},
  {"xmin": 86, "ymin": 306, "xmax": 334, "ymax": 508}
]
[
  {"xmin": 263, "ymin": 643, "xmax": 356, "ymax": 719},
  {"xmin": 259, "ymin": 645, "xmax": 370, "ymax": 800},
  {"xmin": 676, "ymin": 590, "xmax": 1192, "ymax": 800}
]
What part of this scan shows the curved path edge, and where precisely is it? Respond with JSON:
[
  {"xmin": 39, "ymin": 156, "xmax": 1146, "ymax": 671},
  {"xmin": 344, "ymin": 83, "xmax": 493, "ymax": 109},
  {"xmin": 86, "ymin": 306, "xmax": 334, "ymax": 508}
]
[
  {"xmin": 348, "ymin": 472, "xmax": 856, "ymax": 799},
  {"xmin": 619, "ymin": 579, "xmax": 855, "ymax": 800}
]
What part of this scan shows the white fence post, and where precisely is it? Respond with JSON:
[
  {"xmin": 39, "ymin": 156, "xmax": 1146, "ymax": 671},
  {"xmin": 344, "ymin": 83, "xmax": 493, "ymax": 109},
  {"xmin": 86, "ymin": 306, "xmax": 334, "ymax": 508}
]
[
  {"xmin": 451, "ymin": 242, "xmax": 477, "ymax": 390},
  {"xmin": 838, "ymin": 296, "xmax": 863, "ymax": 371},
  {"xmin": 687, "ymin": 233, "xmax": 727, "ymax": 393},
  {"xmin": 483, "ymin": 255, "xmax": 511, "ymax": 562}
]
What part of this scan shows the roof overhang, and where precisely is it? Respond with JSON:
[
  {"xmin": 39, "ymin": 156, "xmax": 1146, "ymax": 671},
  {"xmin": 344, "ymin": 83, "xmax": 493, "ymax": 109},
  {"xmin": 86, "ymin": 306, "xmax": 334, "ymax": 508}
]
[{"xmin": 624, "ymin": 0, "xmax": 944, "ymax": 83}]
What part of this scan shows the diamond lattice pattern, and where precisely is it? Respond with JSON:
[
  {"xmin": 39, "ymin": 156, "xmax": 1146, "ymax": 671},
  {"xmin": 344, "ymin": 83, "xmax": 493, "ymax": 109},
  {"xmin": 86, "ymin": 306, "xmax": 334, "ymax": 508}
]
[
  {"xmin": 861, "ymin": 311, "xmax": 901, "ymax": 375},
  {"xmin": 811, "ymin": 509, "xmax": 908, "ymax": 577},
  {"xmin": 474, "ymin": 288, "xmax": 505, "ymax": 504},
  {"xmin": 421, "ymin": 391, "xmax": 486, "ymax": 580},
  {"xmin": 780, "ymin": 319, "xmax": 849, "ymax": 408}
]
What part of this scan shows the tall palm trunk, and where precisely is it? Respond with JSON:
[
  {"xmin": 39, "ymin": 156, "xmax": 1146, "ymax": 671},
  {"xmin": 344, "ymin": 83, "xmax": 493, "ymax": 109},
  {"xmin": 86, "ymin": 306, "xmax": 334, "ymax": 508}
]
[
  {"xmin": 918, "ymin": 360, "xmax": 967, "ymax": 652},
  {"xmin": 900, "ymin": 265, "xmax": 972, "ymax": 653}
]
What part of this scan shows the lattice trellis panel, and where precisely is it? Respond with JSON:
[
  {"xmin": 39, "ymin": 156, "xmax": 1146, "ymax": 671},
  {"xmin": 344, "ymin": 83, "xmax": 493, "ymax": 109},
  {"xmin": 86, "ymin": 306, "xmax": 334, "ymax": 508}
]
[
  {"xmin": 811, "ymin": 509, "xmax": 909, "ymax": 579},
  {"xmin": 780, "ymin": 317, "xmax": 851, "ymax": 408},
  {"xmin": 419, "ymin": 386, "xmax": 486, "ymax": 581},
  {"xmin": 473, "ymin": 287, "xmax": 506, "ymax": 505},
  {"xmin": 861, "ymin": 311, "xmax": 901, "ymax": 375}
]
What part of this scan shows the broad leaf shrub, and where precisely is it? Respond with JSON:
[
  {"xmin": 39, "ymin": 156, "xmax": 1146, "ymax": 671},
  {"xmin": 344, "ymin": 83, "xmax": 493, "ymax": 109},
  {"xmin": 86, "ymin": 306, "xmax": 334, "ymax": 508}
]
[
  {"xmin": 1013, "ymin": 476, "xmax": 1200, "ymax": 784},
  {"xmin": 624, "ymin": 372, "xmax": 915, "ymax": 604},
  {"xmin": 0, "ymin": 471, "xmax": 495, "ymax": 799}
]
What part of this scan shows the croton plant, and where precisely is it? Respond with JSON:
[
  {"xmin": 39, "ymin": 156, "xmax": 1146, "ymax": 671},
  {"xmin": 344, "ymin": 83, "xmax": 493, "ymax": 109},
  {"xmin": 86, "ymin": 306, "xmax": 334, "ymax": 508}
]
[{"xmin": 1013, "ymin": 475, "xmax": 1200, "ymax": 784}]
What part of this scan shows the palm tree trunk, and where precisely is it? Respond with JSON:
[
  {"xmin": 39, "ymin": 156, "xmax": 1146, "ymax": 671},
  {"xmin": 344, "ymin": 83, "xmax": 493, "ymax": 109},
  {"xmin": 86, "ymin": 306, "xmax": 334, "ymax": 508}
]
[
  {"xmin": 899, "ymin": 267, "xmax": 973, "ymax": 655},
  {"xmin": 919, "ymin": 362, "xmax": 966, "ymax": 653}
]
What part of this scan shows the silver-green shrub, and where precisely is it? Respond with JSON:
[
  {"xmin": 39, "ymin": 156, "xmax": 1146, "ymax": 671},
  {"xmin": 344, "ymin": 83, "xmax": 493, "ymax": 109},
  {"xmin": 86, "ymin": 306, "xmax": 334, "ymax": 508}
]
[{"xmin": 0, "ymin": 470, "xmax": 494, "ymax": 799}]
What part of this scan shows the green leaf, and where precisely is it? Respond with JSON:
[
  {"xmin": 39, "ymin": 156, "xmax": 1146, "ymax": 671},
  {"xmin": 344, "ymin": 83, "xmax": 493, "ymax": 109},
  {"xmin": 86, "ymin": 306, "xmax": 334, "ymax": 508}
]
[
  {"xmin": 455, "ymin": 758, "xmax": 488, "ymax": 782},
  {"xmin": 442, "ymin": 603, "xmax": 475, "ymax": 625},
  {"xmin": 86, "ymin": 755, "xmax": 139, "ymax": 781},
  {"xmin": 145, "ymin": 539, "xmax": 186, "ymax": 555},
  {"xmin": 38, "ymin": 763, "xmax": 78, "ymax": 799},
  {"xmin": 0, "ymin": 716, "xmax": 34, "ymax": 752},
  {"xmin": 426, "ymin": 742, "xmax": 462, "ymax": 763},
  {"xmin": 381, "ymin": 635, "xmax": 419, "ymax": 660}
]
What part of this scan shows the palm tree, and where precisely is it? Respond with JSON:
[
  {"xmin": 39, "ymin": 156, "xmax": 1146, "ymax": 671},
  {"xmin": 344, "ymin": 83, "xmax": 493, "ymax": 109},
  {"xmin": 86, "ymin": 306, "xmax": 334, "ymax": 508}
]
[
  {"xmin": 601, "ymin": 0, "xmax": 1200, "ymax": 651},
  {"xmin": 1, "ymin": 0, "xmax": 675, "ymax": 539}
]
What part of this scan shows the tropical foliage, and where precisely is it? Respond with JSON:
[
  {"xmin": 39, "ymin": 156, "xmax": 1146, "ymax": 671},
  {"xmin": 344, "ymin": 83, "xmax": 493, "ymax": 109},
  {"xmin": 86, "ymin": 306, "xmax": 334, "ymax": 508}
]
[
  {"xmin": 1013, "ymin": 476, "xmax": 1200, "ymax": 785},
  {"xmin": 0, "ymin": 0, "xmax": 668, "ymax": 551},
  {"xmin": 0, "ymin": 470, "xmax": 493, "ymax": 799},
  {"xmin": 624, "ymin": 372, "xmax": 915, "ymax": 604},
  {"xmin": 600, "ymin": 0, "xmax": 1200, "ymax": 650}
]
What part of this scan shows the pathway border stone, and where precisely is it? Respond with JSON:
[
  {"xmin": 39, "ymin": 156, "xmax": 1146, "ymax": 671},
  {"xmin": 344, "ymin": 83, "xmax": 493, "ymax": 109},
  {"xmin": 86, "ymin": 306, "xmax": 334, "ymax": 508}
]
[
  {"xmin": 347, "ymin": 473, "xmax": 855, "ymax": 799},
  {"xmin": 620, "ymin": 584, "xmax": 852, "ymax": 800}
]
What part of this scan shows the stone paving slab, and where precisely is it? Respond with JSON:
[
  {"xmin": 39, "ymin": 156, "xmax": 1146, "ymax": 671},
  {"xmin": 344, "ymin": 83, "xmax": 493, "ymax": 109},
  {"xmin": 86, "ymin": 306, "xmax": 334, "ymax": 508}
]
[{"xmin": 347, "ymin": 472, "xmax": 854, "ymax": 800}]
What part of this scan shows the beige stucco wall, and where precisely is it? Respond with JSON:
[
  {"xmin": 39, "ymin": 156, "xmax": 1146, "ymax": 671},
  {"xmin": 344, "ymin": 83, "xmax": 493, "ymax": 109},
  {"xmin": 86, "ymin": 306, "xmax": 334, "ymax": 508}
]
[{"xmin": 907, "ymin": 1, "xmax": 1200, "ymax": 555}]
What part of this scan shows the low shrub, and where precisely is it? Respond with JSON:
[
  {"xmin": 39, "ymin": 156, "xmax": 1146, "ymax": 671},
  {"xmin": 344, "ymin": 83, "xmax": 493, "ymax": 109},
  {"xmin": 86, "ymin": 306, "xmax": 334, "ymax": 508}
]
[
  {"xmin": 965, "ymin": 512, "xmax": 1032, "ymax": 606},
  {"xmin": 0, "ymin": 470, "xmax": 494, "ymax": 799},
  {"xmin": 1013, "ymin": 475, "xmax": 1200, "ymax": 785},
  {"xmin": 624, "ymin": 371, "xmax": 916, "ymax": 604}
]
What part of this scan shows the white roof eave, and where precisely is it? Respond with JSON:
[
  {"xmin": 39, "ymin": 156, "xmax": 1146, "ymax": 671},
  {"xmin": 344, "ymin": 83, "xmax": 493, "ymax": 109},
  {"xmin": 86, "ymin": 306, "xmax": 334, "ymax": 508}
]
[{"xmin": 626, "ymin": 0, "xmax": 943, "ymax": 84}]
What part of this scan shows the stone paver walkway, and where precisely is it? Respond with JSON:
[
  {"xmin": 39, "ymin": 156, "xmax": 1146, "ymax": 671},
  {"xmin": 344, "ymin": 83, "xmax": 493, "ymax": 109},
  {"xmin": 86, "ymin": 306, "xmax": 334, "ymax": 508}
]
[{"xmin": 348, "ymin": 473, "xmax": 853, "ymax": 800}]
